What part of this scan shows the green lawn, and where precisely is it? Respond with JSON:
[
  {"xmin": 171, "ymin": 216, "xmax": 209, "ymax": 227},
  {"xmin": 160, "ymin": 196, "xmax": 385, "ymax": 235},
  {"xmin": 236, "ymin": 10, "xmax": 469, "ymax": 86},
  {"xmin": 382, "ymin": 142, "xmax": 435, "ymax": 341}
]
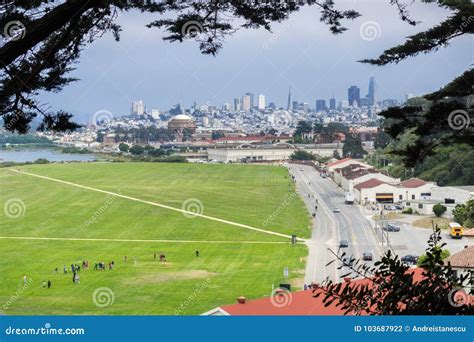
[{"xmin": 0, "ymin": 162, "xmax": 310, "ymax": 315}]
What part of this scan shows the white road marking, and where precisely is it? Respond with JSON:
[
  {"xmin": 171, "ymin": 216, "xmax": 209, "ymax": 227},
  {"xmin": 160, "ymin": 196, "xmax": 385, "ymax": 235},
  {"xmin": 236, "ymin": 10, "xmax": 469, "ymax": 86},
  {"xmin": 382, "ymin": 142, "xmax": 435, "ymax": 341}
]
[{"xmin": 9, "ymin": 169, "xmax": 304, "ymax": 242}]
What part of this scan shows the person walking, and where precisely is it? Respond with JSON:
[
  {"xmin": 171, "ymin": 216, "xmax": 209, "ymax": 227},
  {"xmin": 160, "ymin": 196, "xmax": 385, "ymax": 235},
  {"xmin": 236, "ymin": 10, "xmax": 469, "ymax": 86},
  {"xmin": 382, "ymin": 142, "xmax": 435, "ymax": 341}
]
[
  {"xmin": 47, "ymin": 280, "xmax": 51, "ymax": 289},
  {"xmin": 195, "ymin": 250, "xmax": 200, "ymax": 257}
]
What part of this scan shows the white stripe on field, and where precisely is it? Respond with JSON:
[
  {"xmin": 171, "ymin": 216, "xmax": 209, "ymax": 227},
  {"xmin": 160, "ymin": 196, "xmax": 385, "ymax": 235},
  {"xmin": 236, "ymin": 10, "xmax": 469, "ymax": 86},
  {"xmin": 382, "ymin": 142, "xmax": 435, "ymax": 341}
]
[{"xmin": 9, "ymin": 169, "xmax": 306, "ymax": 242}]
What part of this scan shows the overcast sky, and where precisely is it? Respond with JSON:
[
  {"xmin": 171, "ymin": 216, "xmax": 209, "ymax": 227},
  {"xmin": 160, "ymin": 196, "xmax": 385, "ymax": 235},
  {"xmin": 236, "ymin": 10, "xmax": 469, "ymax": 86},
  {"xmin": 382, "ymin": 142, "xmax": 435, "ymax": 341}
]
[{"xmin": 40, "ymin": 0, "xmax": 472, "ymax": 123}]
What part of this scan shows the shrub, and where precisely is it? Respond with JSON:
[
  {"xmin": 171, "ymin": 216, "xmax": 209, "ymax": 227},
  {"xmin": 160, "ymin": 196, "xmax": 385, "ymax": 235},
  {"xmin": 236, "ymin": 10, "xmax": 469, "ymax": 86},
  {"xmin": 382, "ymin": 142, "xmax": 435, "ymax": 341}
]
[
  {"xmin": 433, "ymin": 203, "xmax": 447, "ymax": 217},
  {"xmin": 402, "ymin": 207, "xmax": 413, "ymax": 214}
]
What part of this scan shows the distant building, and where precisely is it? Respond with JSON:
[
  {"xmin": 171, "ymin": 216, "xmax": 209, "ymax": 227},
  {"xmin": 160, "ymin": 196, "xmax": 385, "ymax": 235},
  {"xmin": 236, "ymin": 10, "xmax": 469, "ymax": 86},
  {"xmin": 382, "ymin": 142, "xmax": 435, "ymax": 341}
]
[
  {"xmin": 300, "ymin": 102, "xmax": 309, "ymax": 113},
  {"xmin": 131, "ymin": 100, "xmax": 145, "ymax": 116},
  {"xmin": 242, "ymin": 94, "xmax": 251, "ymax": 111},
  {"xmin": 382, "ymin": 99, "xmax": 398, "ymax": 107},
  {"xmin": 268, "ymin": 102, "xmax": 276, "ymax": 110},
  {"xmin": 151, "ymin": 108, "xmax": 160, "ymax": 119},
  {"xmin": 245, "ymin": 92, "xmax": 254, "ymax": 109},
  {"xmin": 233, "ymin": 97, "xmax": 241, "ymax": 111},
  {"xmin": 168, "ymin": 114, "xmax": 196, "ymax": 142},
  {"xmin": 286, "ymin": 86, "xmax": 292, "ymax": 110},
  {"xmin": 339, "ymin": 100, "xmax": 349, "ymax": 109},
  {"xmin": 367, "ymin": 77, "xmax": 376, "ymax": 106},
  {"xmin": 316, "ymin": 99, "xmax": 327, "ymax": 111},
  {"xmin": 292, "ymin": 101, "xmax": 299, "ymax": 111},
  {"xmin": 348, "ymin": 86, "xmax": 360, "ymax": 107},
  {"xmin": 258, "ymin": 94, "xmax": 266, "ymax": 110},
  {"xmin": 329, "ymin": 97, "xmax": 336, "ymax": 110}
]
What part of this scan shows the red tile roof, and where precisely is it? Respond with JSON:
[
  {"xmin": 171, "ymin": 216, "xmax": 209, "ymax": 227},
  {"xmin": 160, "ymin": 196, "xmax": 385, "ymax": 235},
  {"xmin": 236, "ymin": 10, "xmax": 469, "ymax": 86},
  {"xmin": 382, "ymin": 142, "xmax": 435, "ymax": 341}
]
[
  {"xmin": 218, "ymin": 269, "xmax": 428, "ymax": 316},
  {"xmin": 400, "ymin": 178, "xmax": 427, "ymax": 188},
  {"xmin": 353, "ymin": 178, "xmax": 388, "ymax": 190},
  {"xmin": 327, "ymin": 158, "xmax": 352, "ymax": 167},
  {"xmin": 446, "ymin": 246, "xmax": 474, "ymax": 268}
]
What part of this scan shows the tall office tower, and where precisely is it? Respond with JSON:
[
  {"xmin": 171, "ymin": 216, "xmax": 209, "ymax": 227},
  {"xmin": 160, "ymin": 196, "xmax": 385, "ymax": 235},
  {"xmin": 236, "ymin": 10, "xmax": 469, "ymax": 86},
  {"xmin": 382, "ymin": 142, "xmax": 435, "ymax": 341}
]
[
  {"xmin": 348, "ymin": 86, "xmax": 360, "ymax": 107},
  {"xmin": 367, "ymin": 77, "xmax": 376, "ymax": 106},
  {"xmin": 131, "ymin": 100, "xmax": 145, "ymax": 116},
  {"xmin": 245, "ymin": 92, "xmax": 254, "ymax": 109},
  {"xmin": 151, "ymin": 108, "xmax": 160, "ymax": 119},
  {"xmin": 287, "ymin": 86, "xmax": 292, "ymax": 110},
  {"xmin": 233, "ymin": 97, "xmax": 241, "ymax": 111},
  {"xmin": 300, "ymin": 102, "xmax": 309, "ymax": 113},
  {"xmin": 315, "ymin": 99, "xmax": 327, "ymax": 111},
  {"xmin": 222, "ymin": 102, "xmax": 231, "ymax": 111},
  {"xmin": 329, "ymin": 96, "xmax": 336, "ymax": 110},
  {"xmin": 258, "ymin": 94, "xmax": 266, "ymax": 110},
  {"xmin": 340, "ymin": 100, "xmax": 349, "ymax": 109},
  {"xmin": 242, "ymin": 94, "xmax": 251, "ymax": 111},
  {"xmin": 292, "ymin": 101, "xmax": 299, "ymax": 111}
]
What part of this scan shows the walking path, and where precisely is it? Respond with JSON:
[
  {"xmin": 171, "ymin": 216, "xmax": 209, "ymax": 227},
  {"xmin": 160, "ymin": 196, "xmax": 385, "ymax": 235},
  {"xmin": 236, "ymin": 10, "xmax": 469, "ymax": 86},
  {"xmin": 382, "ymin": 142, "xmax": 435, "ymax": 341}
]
[{"xmin": 9, "ymin": 169, "xmax": 304, "ymax": 242}]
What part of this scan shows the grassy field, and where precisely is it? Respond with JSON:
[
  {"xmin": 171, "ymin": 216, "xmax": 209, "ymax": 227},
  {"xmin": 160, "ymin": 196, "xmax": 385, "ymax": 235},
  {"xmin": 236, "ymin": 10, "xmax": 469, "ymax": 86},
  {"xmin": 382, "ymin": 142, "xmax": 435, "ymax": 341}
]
[{"xmin": 0, "ymin": 162, "xmax": 309, "ymax": 315}]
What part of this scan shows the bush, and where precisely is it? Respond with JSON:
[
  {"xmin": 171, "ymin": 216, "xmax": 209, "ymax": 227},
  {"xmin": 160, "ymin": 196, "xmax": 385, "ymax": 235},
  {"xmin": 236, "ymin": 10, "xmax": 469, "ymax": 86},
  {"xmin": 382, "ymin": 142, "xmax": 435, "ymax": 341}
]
[
  {"xmin": 433, "ymin": 203, "xmax": 447, "ymax": 217},
  {"xmin": 402, "ymin": 207, "xmax": 413, "ymax": 214}
]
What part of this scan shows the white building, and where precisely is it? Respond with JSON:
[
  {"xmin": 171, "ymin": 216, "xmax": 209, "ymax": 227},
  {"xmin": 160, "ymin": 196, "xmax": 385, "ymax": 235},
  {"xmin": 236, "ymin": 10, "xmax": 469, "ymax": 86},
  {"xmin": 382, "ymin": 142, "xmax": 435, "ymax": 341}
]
[
  {"xmin": 445, "ymin": 246, "xmax": 474, "ymax": 293},
  {"xmin": 258, "ymin": 94, "xmax": 266, "ymax": 110},
  {"xmin": 131, "ymin": 100, "xmax": 145, "ymax": 116},
  {"xmin": 207, "ymin": 147, "xmax": 294, "ymax": 163},
  {"xmin": 242, "ymin": 95, "xmax": 251, "ymax": 111}
]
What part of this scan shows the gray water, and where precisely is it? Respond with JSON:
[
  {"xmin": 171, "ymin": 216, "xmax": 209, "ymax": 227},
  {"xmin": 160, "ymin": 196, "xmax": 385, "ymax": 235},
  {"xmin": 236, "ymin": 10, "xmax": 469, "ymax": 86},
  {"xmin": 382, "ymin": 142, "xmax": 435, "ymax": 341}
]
[{"xmin": 0, "ymin": 149, "xmax": 97, "ymax": 163}]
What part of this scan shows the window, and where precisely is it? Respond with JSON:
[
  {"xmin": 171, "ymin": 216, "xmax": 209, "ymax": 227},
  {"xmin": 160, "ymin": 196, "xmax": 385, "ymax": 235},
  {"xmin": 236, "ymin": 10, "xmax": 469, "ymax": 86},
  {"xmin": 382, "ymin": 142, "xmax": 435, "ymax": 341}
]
[
  {"xmin": 399, "ymin": 195, "xmax": 403, "ymax": 200},
  {"xmin": 421, "ymin": 193, "xmax": 431, "ymax": 197},
  {"xmin": 445, "ymin": 198, "xmax": 455, "ymax": 204},
  {"xmin": 411, "ymin": 195, "xmax": 415, "ymax": 200},
  {"xmin": 418, "ymin": 204, "xmax": 423, "ymax": 209}
]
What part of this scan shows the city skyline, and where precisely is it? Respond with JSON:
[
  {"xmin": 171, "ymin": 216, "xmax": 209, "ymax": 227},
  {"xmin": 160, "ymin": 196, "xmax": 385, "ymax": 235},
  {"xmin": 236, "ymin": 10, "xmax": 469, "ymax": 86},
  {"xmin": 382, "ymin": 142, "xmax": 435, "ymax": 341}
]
[{"xmin": 38, "ymin": 1, "xmax": 471, "ymax": 122}]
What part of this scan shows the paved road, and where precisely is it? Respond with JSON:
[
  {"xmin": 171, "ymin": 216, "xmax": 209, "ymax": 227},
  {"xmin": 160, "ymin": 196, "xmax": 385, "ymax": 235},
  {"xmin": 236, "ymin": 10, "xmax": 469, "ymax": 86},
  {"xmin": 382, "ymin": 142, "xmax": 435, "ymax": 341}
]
[{"xmin": 288, "ymin": 164, "xmax": 381, "ymax": 285}]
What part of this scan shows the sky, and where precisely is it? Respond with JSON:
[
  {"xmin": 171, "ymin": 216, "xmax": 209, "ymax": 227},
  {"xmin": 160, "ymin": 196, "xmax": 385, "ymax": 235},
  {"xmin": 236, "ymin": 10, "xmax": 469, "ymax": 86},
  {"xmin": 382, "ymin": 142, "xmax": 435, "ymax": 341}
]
[{"xmin": 40, "ymin": 0, "xmax": 473, "ymax": 123}]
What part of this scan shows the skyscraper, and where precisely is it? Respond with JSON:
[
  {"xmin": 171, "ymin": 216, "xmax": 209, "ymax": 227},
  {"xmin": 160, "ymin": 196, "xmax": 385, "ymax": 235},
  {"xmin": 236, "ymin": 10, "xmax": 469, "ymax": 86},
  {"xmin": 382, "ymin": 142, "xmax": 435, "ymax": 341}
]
[
  {"xmin": 234, "ymin": 97, "xmax": 241, "ymax": 111},
  {"xmin": 258, "ymin": 94, "xmax": 266, "ymax": 110},
  {"xmin": 367, "ymin": 77, "xmax": 376, "ymax": 106},
  {"xmin": 245, "ymin": 92, "xmax": 254, "ymax": 109},
  {"xmin": 329, "ymin": 96, "xmax": 336, "ymax": 110},
  {"xmin": 287, "ymin": 86, "xmax": 292, "ymax": 110},
  {"xmin": 348, "ymin": 86, "xmax": 360, "ymax": 107},
  {"xmin": 315, "ymin": 99, "xmax": 326, "ymax": 111},
  {"xmin": 242, "ymin": 94, "xmax": 251, "ymax": 111},
  {"xmin": 131, "ymin": 100, "xmax": 145, "ymax": 116}
]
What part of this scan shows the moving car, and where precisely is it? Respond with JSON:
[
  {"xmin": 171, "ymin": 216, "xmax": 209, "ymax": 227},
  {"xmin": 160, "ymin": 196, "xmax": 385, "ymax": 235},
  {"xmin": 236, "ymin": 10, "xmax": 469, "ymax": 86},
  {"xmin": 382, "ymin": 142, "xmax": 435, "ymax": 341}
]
[
  {"xmin": 362, "ymin": 252, "xmax": 373, "ymax": 261},
  {"xmin": 333, "ymin": 208, "xmax": 340, "ymax": 213},
  {"xmin": 401, "ymin": 254, "xmax": 419, "ymax": 265},
  {"xmin": 383, "ymin": 223, "xmax": 400, "ymax": 232},
  {"xmin": 339, "ymin": 240, "xmax": 349, "ymax": 248}
]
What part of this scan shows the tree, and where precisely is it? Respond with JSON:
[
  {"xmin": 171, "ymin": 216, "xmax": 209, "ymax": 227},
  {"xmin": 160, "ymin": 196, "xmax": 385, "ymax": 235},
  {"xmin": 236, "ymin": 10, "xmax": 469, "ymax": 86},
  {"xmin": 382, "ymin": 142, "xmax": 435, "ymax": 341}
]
[
  {"xmin": 314, "ymin": 227, "xmax": 472, "ymax": 314},
  {"xmin": 332, "ymin": 149, "xmax": 341, "ymax": 159},
  {"xmin": 290, "ymin": 150, "xmax": 316, "ymax": 161},
  {"xmin": 295, "ymin": 121, "xmax": 313, "ymax": 136},
  {"xmin": 452, "ymin": 200, "xmax": 474, "ymax": 227},
  {"xmin": 129, "ymin": 145, "xmax": 144, "ymax": 156},
  {"xmin": 374, "ymin": 130, "xmax": 392, "ymax": 150},
  {"xmin": 342, "ymin": 134, "xmax": 367, "ymax": 158},
  {"xmin": 433, "ymin": 203, "xmax": 447, "ymax": 217},
  {"xmin": 417, "ymin": 247, "xmax": 450, "ymax": 267},
  {"xmin": 118, "ymin": 143, "xmax": 129, "ymax": 153}
]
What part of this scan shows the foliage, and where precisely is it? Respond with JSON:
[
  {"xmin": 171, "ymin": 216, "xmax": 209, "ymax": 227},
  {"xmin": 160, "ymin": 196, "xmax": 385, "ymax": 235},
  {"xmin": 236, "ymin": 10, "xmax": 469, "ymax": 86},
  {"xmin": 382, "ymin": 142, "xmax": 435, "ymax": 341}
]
[
  {"xmin": 342, "ymin": 134, "xmax": 367, "ymax": 158},
  {"xmin": 129, "ymin": 145, "xmax": 145, "ymax": 156},
  {"xmin": 452, "ymin": 200, "xmax": 474, "ymax": 228},
  {"xmin": 0, "ymin": 133, "xmax": 53, "ymax": 146},
  {"xmin": 118, "ymin": 143, "xmax": 129, "ymax": 153},
  {"xmin": 290, "ymin": 150, "xmax": 316, "ymax": 161},
  {"xmin": 374, "ymin": 130, "xmax": 392, "ymax": 149},
  {"xmin": 417, "ymin": 247, "xmax": 450, "ymax": 267},
  {"xmin": 332, "ymin": 149, "xmax": 341, "ymax": 159},
  {"xmin": 402, "ymin": 207, "xmax": 413, "ymax": 214},
  {"xmin": 433, "ymin": 203, "xmax": 447, "ymax": 217},
  {"xmin": 61, "ymin": 146, "xmax": 92, "ymax": 154},
  {"xmin": 314, "ymin": 227, "xmax": 473, "ymax": 314}
]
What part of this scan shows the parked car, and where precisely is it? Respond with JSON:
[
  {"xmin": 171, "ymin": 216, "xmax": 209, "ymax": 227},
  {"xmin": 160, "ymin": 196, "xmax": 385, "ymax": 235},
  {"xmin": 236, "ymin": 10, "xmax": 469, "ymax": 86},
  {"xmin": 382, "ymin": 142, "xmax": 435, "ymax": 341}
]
[
  {"xmin": 401, "ymin": 254, "xmax": 419, "ymax": 265},
  {"xmin": 300, "ymin": 168, "xmax": 304, "ymax": 171},
  {"xmin": 383, "ymin": 223, "xmax": 400, "ymax": 232},
  {"xmin": 362, "ymin": 252, "xmax": 373, "ymax": 261},
  {"xmin": 333, "ymin": 208, "xmax": 341, "ymax": 213},
  {"xmin": 339, "ymin": 240, "xmax": 349, "ymax": 248}
]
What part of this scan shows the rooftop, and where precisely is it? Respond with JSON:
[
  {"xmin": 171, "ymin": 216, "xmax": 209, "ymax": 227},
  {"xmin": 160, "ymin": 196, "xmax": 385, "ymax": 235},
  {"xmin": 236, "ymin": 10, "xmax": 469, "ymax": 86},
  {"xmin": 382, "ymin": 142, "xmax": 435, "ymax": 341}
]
[
  {"xmin": 446, "ymin": 246, "xmax": 474, "ymax": 269},
  {"xmin": 354, "ymin": 178, "xmax": 388, "ymax": 190},
  {"xmin": 400, "ymin": 178, "xmax": 427, "ymax": 188}
]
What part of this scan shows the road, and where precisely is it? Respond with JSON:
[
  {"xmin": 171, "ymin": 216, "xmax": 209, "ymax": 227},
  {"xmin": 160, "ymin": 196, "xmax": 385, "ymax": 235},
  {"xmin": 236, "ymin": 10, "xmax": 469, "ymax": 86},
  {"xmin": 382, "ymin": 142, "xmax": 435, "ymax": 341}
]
[{"xmin": 288, "ymin": 164, "xmax": 381, "ymax": 285}]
